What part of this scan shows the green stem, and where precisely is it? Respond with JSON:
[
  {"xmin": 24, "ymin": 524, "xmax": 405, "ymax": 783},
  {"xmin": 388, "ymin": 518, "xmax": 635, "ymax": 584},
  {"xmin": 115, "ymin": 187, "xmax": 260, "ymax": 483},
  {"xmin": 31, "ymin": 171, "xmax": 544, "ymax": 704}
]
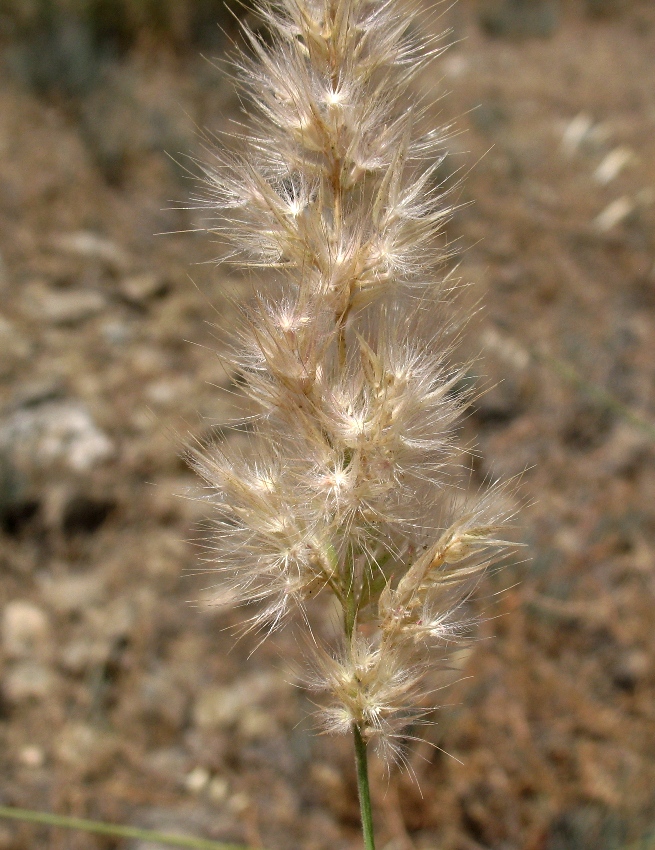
[
  {"xmin": 0, "ymin": 807, "xmax": 247, "ymax": 850},
  {"xmin": 353, "ymin": 724, "xmax": 376, "ymax": 850},
  {"xmin": 343, "ymin": 545, "xmax": 357, "ymax": 641}
]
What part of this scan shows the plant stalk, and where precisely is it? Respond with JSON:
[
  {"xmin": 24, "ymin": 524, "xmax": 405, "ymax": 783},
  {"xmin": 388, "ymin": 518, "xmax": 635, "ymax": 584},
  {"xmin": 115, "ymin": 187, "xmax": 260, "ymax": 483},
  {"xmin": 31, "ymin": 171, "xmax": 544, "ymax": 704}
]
[
  {"xmin": 353, "ymin": 723, "xmax": 376, "ymax": 850},
  {"xmin": 0, "ymin": 806, "xmax": 245, "ymax": 850}
]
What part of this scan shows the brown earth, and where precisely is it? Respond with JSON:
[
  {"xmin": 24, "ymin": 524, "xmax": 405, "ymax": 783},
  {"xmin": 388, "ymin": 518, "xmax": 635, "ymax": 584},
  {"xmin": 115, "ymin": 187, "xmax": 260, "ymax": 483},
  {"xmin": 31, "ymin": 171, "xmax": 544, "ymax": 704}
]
[{"xmin": 0, "ymin": 2, "xmax": 654, "ymax": 849}]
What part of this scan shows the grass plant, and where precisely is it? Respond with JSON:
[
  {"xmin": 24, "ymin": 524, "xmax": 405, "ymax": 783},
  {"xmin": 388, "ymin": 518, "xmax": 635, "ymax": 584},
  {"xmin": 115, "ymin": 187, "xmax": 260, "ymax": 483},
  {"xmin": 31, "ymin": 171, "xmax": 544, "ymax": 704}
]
[
  {"xmin": 189, "ymin": 1, "xmax": 516, "ymax": 846},
  {"xmin": 0, "ymin": 807, "xmax": 247, "ymax": 850}
]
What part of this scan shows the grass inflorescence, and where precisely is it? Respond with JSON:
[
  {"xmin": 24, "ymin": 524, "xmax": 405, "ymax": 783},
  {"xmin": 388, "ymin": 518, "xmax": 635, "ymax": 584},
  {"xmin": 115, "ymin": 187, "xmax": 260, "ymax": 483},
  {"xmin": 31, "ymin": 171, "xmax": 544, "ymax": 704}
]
[{"xmin": 189, "ymin": 1, "xmax": 518, "ymax": 845}]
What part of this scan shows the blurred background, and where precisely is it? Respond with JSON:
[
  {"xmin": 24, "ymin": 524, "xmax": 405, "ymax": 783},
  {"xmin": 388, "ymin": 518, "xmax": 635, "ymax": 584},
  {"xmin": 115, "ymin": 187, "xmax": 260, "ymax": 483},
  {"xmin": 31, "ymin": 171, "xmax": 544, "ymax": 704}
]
[{"xmin": 0, "ymin": 0, "xmax": 654, "ymax": 848}]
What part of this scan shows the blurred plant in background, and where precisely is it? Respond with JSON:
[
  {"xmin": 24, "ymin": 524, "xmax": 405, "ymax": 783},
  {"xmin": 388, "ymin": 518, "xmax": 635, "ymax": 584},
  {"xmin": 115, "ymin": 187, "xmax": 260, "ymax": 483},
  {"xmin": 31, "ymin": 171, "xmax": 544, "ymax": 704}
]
[
  {"xmin": 2, "ymin": 0, "xmax": 240, "ymax": 93},
  {"xmin": 0, "ymin": 0, "xmax": 246, "ymax": 183}
]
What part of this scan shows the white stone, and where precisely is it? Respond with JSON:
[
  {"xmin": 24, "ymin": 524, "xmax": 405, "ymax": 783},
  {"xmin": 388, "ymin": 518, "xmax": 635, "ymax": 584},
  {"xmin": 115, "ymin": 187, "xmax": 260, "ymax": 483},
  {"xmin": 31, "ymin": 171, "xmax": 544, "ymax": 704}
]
[
  {"xmin": 0, "ymin": 401, "xmax": 114, "ymax": 473},
  {"xmin": 2, "ymin": 601, "xmax": 50, "ymax": 659},
  {"xmin": 595, "ymin": 196, "xmax": 634, "ymax": 232},
  {"xmin": 23, "ymin": 281, "xmax": 107, "ymax": 325},
  {"xmin": 238, "ymin": 708, "xmax": 277, "ymax": 740},
  {"xmin": 594, "ymin": 147, "xmax": 634, "ymax": 185},
  {"xmin": 120, "ymin": 272, "xmax": 166, "ymax": 303},
  {"xmin": 51, "ymin": 231, "xmax": 129, "ymax": 271},
  {"xmin": 184, "ymin": 766, "xmax": 210, "ymax": 794},
  {"xmin": 228, "ymin": 793, "xmax": 250, "ymax": 815},
  {"xmin": 561, "ymin": 113, "xmax": 593, "ymax": 156},
  {"xmin": 208, "ymin": 777, "xmax": 229, "ymax": 802},
  {"xmin": 18, "ymin": 745, "xmax": 45, "ymax": 768}
]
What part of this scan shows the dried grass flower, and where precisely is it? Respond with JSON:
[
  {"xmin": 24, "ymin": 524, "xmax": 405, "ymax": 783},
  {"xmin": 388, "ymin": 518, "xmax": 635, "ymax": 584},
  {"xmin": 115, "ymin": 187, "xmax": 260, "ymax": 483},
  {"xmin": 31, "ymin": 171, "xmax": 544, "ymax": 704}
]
[{"xmin": 188, "ymin": 1, "xmax": 518, "ymax": 845}]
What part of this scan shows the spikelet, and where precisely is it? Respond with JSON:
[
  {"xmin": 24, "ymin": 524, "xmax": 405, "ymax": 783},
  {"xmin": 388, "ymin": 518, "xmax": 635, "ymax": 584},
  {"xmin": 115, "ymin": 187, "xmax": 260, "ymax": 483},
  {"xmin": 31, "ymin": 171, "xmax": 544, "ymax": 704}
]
[{"xmin": 190, "ymin": 0, "xmax": 516, "ymax": 758}]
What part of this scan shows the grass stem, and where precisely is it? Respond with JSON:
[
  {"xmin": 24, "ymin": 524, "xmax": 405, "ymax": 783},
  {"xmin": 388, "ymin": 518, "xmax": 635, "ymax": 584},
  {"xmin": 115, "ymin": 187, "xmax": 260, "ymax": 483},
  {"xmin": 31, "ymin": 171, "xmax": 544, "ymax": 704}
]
[
  {"xmin": 0, "ymin": 806, "xmax": 248, "ymax": 850},
  {"xmin": 353, "ymin": 723, "xmax": 376, "ymax": 850}
]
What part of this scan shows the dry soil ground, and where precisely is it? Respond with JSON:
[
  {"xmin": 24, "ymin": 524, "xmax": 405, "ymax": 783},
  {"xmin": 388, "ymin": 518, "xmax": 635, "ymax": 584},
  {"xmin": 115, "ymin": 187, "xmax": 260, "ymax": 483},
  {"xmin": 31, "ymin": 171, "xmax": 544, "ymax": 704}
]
[{"xmin": 0, "ymin": 2, "xmax": 654, "ymax": 849}]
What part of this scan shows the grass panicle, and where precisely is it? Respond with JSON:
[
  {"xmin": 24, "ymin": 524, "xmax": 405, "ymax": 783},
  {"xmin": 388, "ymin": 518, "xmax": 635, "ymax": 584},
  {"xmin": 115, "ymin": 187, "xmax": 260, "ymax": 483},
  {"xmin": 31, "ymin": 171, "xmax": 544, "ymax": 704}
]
[{"xmin": 190, "ymin": 1, "xmax": 517, "ymax": 845}]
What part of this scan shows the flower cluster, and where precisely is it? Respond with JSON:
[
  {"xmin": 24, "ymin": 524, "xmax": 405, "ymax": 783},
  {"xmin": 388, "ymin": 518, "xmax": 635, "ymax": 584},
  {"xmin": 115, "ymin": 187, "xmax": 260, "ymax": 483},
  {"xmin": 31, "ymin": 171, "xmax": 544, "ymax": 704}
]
[{"xmin": 191, "ymin": 0, "xmax": 514, "ymax": 757}]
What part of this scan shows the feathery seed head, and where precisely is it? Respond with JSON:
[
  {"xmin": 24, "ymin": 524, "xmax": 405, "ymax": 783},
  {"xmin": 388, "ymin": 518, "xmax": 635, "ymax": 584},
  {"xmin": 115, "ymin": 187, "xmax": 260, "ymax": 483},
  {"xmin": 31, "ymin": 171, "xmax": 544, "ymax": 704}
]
[{"xmin": 191, "ymin": 0, "xmax": 517, "ymax": 761}]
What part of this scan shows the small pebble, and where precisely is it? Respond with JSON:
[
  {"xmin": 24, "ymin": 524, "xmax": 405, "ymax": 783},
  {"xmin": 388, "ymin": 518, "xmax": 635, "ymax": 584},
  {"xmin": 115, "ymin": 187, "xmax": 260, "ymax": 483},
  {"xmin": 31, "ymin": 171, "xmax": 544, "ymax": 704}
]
[
  {"xmin": 120, "ymin": 272, "xmax": 167, "ymax": 304},
  {"xmin": 51, "ymin": 231, "xmax": 129, "ymax": 271},
  {"xmin": 593, "ymin": 146, "xmax": 633, "ymax": 185},
  {"xmin": 0, "ymin": 401, "xmax": 114, "ymax": 474},
  {"xmin": 238, "ymin": 708, "xmax": 277, "ymax": 740},
  {"xmin": 22, "ymin": 280, "xmax": 107, "ymax": 325},
  {"xmin": 184, "ymin": 766, "xmax": 210, "ymax": 794},
  {"xmin": 18, "ymin": 744, "xmax": 45, "ymax": 768},
  {"xmin": 228, "ymin": 793, "xmax": 250, "ymax": 815},
  {"xmin": 561, "ymin": 113, "xmax": 593, "ymax": 156},
  {"xmin": 208, "ymin": 777, "xmax": 229, "ymax": 803},
  {"xmin": 595, "ymin": 196, "xmax": 634, "ymax": 232},
  {"xmin": 2, "ymin": 600, "xmax": 49, "ymax": 658},
  {"xmin": 613, "ymin": 650, "xmax": 650, "ymax": 691}
]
